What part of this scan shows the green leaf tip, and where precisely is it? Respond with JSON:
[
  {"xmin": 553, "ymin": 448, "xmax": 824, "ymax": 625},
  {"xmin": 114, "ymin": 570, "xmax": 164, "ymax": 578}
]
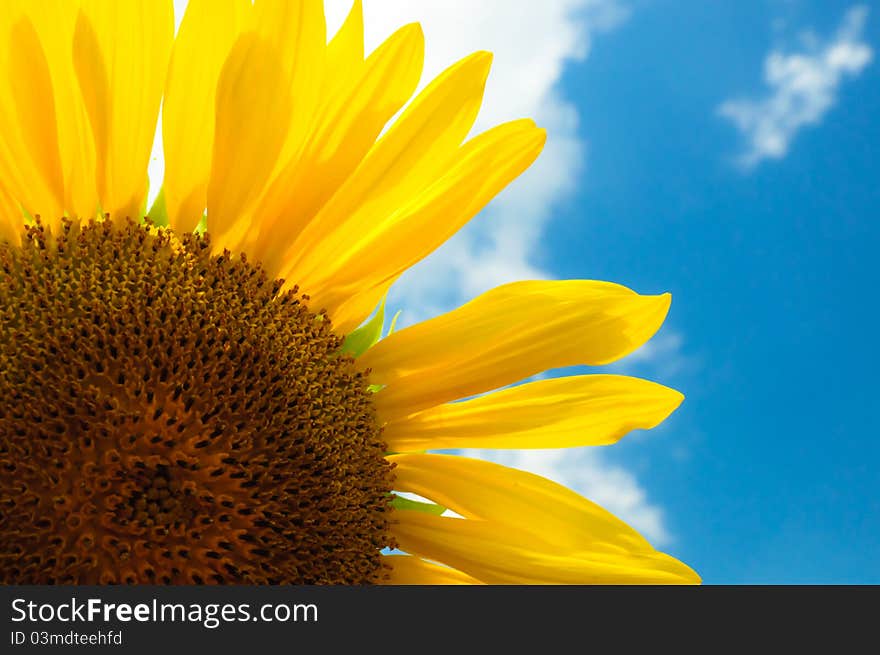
[
  {"xmin": 389, "ymin": 494, "xmax": 447, "ymax": 516},
  {"xmin": 341, "ymin": 296, "xmax": 387, "ymax": 357},
  {"xmin": 146, "ymin": 188, "xmax": 169, "ymax": 227}
]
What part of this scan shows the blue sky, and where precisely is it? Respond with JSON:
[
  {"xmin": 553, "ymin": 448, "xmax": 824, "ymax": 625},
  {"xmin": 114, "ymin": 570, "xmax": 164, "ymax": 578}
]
[
  {"xmin": 156, "ymin": 0, "xmax": 877, "ymax": 583},
  {"xmin": 369, "ymin": 0, "xmax": 880, "ymax": 583},
  {"xmin": 559, "ymin": 0, "xmax": 880, "ymax": 584}
]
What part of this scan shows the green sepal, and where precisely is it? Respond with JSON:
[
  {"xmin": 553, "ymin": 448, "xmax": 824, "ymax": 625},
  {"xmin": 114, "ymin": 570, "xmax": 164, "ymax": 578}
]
[
  {"xmin": 147, "ymin": 188, "xmax": 169, "ymax": 227},
  {"xmin": 388, "ymin": 309, "xmax": 402, "ymax": 336},
  {"xmin": 389, "ymin": 494, "xmax": 446, "ymax": 516},
  {"xmin": 341, "ymin": 296, "xmax": 386, "ymax": 357},
  {"xmin": 196, "ymin": 212, "xmax": 207, "ymax": 235}
]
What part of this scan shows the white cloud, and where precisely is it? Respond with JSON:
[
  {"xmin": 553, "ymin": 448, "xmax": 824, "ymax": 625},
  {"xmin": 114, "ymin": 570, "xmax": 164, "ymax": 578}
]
[{"xmin": 719, "ymin": 5, "xmax": 872, "ymax": 169}]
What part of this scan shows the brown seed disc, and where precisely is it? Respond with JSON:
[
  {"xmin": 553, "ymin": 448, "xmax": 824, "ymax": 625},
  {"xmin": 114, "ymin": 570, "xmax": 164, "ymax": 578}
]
[{"xmin": 0, "ymin": 218, "xmax": 394, "ymax": 584}]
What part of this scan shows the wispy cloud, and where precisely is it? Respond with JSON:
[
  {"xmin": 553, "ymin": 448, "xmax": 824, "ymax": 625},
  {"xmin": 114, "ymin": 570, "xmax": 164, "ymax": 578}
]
[
  {"xmin": 603, "ymin": 329, "xmax": 696, "ymax": 381},
  {"xmin": 719, "ymin": 5, "xmax": 872, "ymax": 170}
]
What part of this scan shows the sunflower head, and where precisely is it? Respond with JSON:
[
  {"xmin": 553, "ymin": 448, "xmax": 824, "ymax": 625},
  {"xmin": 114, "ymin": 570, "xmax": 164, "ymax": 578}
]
[{"xmin": 0, "ymin": 0, "xmax": 699, "ymax": 585}]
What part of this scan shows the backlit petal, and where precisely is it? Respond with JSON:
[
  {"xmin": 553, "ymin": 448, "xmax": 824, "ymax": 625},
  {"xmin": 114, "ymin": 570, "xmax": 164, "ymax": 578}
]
[
  {"xmin": 7, "ymin": 17, "xmax": 65, "ymax": 221},
  {"xmin": 362, "ymin": 280, "xmax": 672, "ymax": 419},
  {"xmin": 384, "ymin": 375, "xmax": 683, "ymax": 451},
  {"xmin": 75, "ymin": 0, "xmax": 173, "ymax": 219},
  {"xmin": 0, "ymin": 3, "xmax": 64, "ymax": 223},
  {"xmin": 206, "ymin": 34, "xmax": 291, "ymax": 251},
  {"xmin": 389, "ymin": 453, "xmax": 654, "ymax": 553},
  {"xmin": 24, "ymin": 1, "xmax": 98, "ymax": 220},
  {"xmin": 280, "ymin": 51, "xmax": 493, "ymax": 285},
  {"xmin": 0, "ymin": 184, "xmax": 19, "ymax": 243},
  {"xmin": 253, "ymin": 0, "xmax": 325, "ymax": 179},
  {"xmin": 250, "ymin": 22, "xmax": 424, "ymax": 275},
  {"xmin": 295, "ymin": 120, "xmax": 545, "ymax": 329},
  {"xmin": 392, "ymin": 510, "xmax": 699, "ymax": 585},
  {"xmin": 324, "ymin": 0, "xmax": 364, "ymax": 97},
  {"xmin": 382, "ymin": 555, "xmax": 481, "ymax": 585},
  {"xmin": 161, "ymin": 0, "xmax": 250, "ymax": 232}
]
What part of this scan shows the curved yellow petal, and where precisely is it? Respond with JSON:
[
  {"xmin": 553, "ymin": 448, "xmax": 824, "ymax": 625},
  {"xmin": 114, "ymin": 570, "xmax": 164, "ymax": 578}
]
[
  {"xmin": 7, "ymin": 17, "xmax": 65, "ymax": 222},
  {"xmin": 331, "ymin": 274, "xmax": 401, "ymax": 336},
  {"xmin": 207, "ymin": 34, "xmax": 292, "ymax": 251},
  {"xmin": 74, "ymin": 0, "xmax": 173, "ymax": 219},
  {"xmin": 25, "ymin": 1, "xmax": 98, "ymax": 220},
  {"xmin": 361, "ymin": 280, "xmax": 672, "ymax": 420},
  {"xmin": 392, "ymin": 510, "xmax": 699, "ymax": 584},
  {"xmin": 389, "ymin": 453, "xmax": 654, "ymax": 553},
  {"xmin": 323, "ymin": 0, "xmax": 364, "ymax": 99},
  {"xmin": 297, "ymin": 120, "xmax": 545, "ymax": 330},
  {"xmin": 0, "ymin": 131, "xmax": 35, "ymax": 231},
  {"xmin": 382, "ymin": 555, "xmax": 481, "ymax": 585},
  {"xmin": 71, "ymin": 10, "xmax": 108, "ymax": 214},
  {"xmin": 253, "ymin": 0, "xmax": 325, "ymax": 178},
  {"xmin": 0, "ymin": 4, "xmax": 64, "ymax": 224},
  {"xmin": 384, "ymin": 375, "xmax": 683, "ymax": 451},
  {"xmin": 281, "ymin": 50, "xmax": 493, "ymax": 283},
  {"xmin": 161, "ymin": 0, "xmax": 250, "ymax": 233},
  {"xmin": 250, "ymin": 22, "xmax": 425, "ymax": 275},
  {"xmin": 0, "ymin": 184, "xmax": 20, "ymax": 244}
]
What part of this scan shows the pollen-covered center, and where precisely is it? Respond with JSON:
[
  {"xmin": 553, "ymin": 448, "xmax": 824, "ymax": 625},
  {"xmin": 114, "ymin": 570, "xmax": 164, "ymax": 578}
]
[{"xmin": 0, "ymin": 219, "xmax": 394, "ymax": 584}]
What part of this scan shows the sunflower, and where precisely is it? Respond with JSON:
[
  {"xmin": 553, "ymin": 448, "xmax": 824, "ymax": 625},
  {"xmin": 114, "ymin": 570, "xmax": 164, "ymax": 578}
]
[{"xmin": 0, "ymin": 0, "xmax": 699, "ymax": 585}]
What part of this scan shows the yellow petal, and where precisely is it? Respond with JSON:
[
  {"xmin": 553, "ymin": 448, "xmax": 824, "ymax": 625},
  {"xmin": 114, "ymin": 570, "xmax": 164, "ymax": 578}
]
[
  {"xmin": 324, "ymin": 0, "xmax": 364, "ymax": 98},
  {"xmin": 384, "ymin": 374, "xmax": 683, "ymax": 451},
  {"xmin": 382, "ymin": 555, "xmax": 481, "ymax": 585},
  {"xmin": 71, "ymin": 10, "xmax": 108, "ymax": 213},
  {"xmin": 74, "ymin": 0, "xmax": 173, "ymax": 219},
  {"xmin": 6, "ymin": 17, "xmax": 65, "ymax": 221},
  {"xmin": 0, "ymin": 183, "xmax": 20, "ymax": 243},
  {"xmin": 206, "ymin": 34, "xmax": 292, "ymax": 251},
  {"xmin": 0, "ymin": 4, "xmax": 64, "ymax": 223},
  {"xmin": 249, "ymin": 22, "xmax": 425, "ymax": 275},
  {"xmin": 281, "ymin": 50, "xmax": 493, "ymax": 283},
  {"xmin": 0, "ymin": 136, "xmax": 38, "ymax": 231},
  {"xmin": 389, "ymin": 453, "xmax": 654, "ymax": 553},
  {"xmin": 296, "ymin": 120, "xmax": 545, "ymax": 330},
  {"xmin": 253, "ymin": 0, "xmax": 325, "ymax": 178},
  {"xmin": 361, "ymin": 280, "xmax": 672, "ymax": 420},
  {"xmin": 23, "ymin": 1, "xmax": 98, "ymax": 220},
  {"xmin": 161, "ymin": 0, "xmax": 250, "ymax": 233},
  {"xmin": 331, "ymin": 274, "xmax": 401, "ymax": 336},
  {"xmin": 392, "ymin": 510, "xmax": 700, "ymax": 585}
]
